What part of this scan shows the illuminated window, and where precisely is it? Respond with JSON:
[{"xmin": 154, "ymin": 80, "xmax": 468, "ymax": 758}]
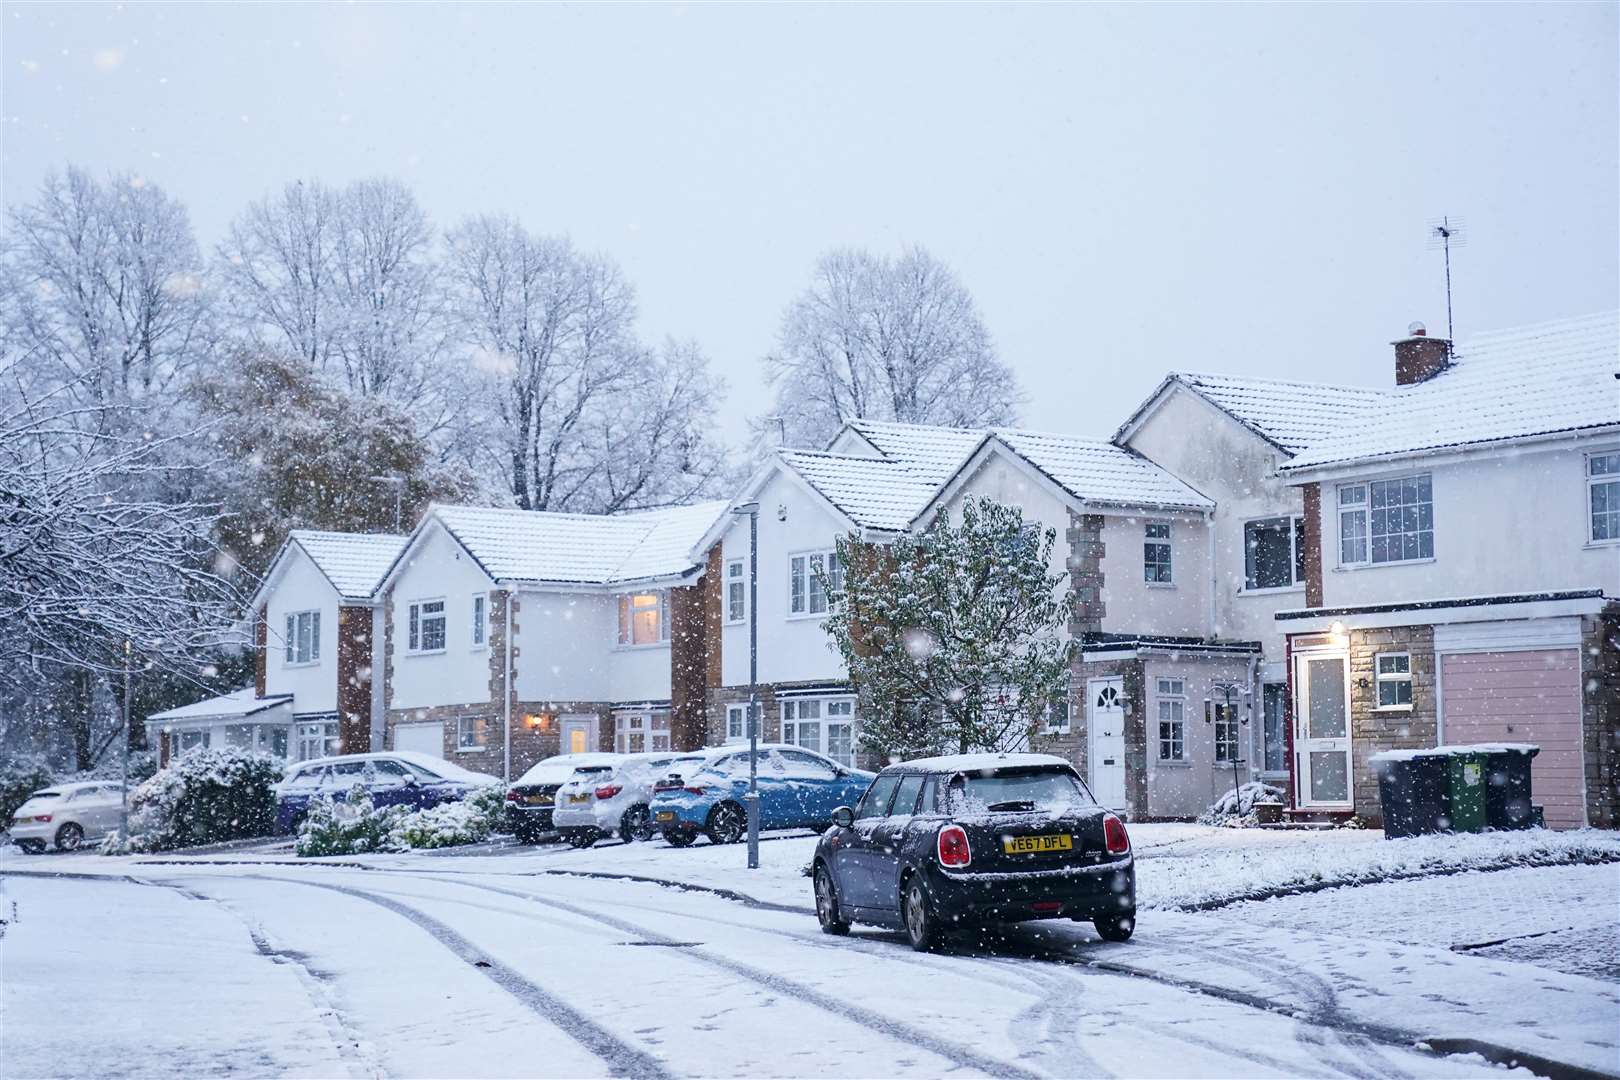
[{"xmin": 616, "ymin": 592, "xmax": 669, "ymax": 646}]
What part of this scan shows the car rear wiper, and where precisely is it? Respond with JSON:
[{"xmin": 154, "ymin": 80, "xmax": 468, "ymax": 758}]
[{"xmin": 986, "ymin": 800, "xmax": 1036, "ymax": 812}]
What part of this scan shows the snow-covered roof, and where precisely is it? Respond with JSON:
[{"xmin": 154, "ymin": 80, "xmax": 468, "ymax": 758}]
[
  {"xmin": 289, "ymin": 530, "xmax": 409, "ymax": 600},
  {"xmin": 1282, "ymin": 311, "xmax": 1620, "ymax": 473},
  {"xmin": 991, "ymin": 429, "xmax": 1214, "ymax": 512},
  {"xmin": 777, "ymin": 448, "xmax": 941, "ymax": 531},
  {"xmin": 430, "ymin": 500, "xmax": 730, "ymax": 587},
  {"xmin": 841, "ymin": 420, "xmax": 987, "ymax": 484},
  {"xmin": 148, "ymin": 687, "xmax": 291, "ymax": 722},
  {"xmin": 1158, "ymin": 373, "xmax": 1389, "ymax": 455}
]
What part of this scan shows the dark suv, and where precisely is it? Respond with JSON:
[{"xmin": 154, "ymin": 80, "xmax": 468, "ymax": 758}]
[{"xmin": 811, "ymin": 753, "xmax": 1135, "ymax": 950}]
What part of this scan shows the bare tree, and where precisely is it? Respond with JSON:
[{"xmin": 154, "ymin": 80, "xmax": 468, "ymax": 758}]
[
  {"xmin": 764, "ymin": 245, "xmax": 1023, "ymax": 446},
  {"xmin": 216, "ymin": 178, "xmax": 339, "ymax": 369},
  {"xmin": 5, "ymin": 167, "xmax": 213, "ymax": 412}
]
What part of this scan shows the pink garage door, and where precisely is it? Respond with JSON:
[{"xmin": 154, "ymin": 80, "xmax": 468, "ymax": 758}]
[{"xmin": 1441, "ymin": 650, "xmax": 1585, "ymax": 829}]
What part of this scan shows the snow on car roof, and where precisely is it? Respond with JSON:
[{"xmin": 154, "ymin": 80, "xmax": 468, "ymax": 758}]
[
  {"xmin": 892, "ymin": 752, "xmax": 1075, "ymax": 773},
  {"xmin": 288, "ymin": 751, "xmax": 499, "ymax": 784},
  {"xmin": 514, "ymin": 753, "xmax": 623, "ymax": 784}
]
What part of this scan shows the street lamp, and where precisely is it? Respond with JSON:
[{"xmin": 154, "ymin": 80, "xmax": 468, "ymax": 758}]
[{"xmin": 731, "ymin": 501, "xmax": 761, "ymax": 870}]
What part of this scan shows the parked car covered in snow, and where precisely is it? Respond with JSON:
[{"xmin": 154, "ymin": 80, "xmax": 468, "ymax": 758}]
[
  {"xmin": 506, "ymin": 753, "xmax": 621, "ymax": 842},
  {"xmin": 650, "ymin": 745, "xmax": 874, "ymax": 846},
  {"xmin": 10, "ymin": 782, "xmax": 126, "ymax": 853},
  {"xmin": 274, "ymin": 752, "xmax": 498, "ymax": 834},
  {"xmin": 811, "ymin": 753, "xmax": 1135, "ymax": 950},
  {"xmin": 553, "ymin": 751, "xmax": 717, "ymax": 847}
]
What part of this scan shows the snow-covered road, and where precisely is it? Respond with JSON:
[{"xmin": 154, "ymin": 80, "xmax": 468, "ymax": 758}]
[{"xmin": 4, "ymin": 856, "xmax": 1610, "ymax": 1079}]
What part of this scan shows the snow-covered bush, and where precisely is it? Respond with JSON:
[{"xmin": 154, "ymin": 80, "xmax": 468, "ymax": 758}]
[
  {"xmin": 111, "ymin": 747, "xmax": 285, "ymax": 852},
  {"xmin": 295, "ymin": 787, "xmax": 405, "ymax": 857},
  {"xmin": 1198, "ymin": 781, "xmax": 1285, "ymax": 827},
  {"xmin": 387, "ymin": 783, "xmax": 506, "ymax": 850},
  {"xmin": 0, "ymin": 758, "xmax": 57, "ymax": 825}
]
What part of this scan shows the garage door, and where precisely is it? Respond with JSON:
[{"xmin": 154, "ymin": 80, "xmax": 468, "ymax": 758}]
[
  {"xmin": 1441, "ymin": 650, "xmax": 1584, "ymax": 828},
  {"xmin": 392, "ymin": 721, "xmax": 445, "ymax": 759}
]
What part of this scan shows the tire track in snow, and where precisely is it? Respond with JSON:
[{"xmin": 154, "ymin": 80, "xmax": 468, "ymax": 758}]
[
  {"xmin": 242, "ymin": 874, "xmax": 673, "ymax": 1080},
  {"xmin": 370, "ymin": 871, "xmax": 1046, "ymax": 1080}
]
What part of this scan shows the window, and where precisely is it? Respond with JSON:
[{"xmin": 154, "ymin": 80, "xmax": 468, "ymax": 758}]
[
  {"xmin": 789, "ymin": 551, "xmax": 843, "ymax": 616},
  {"xmin": 616, "ymin": 592, "xmax": 669, "ymax": 646},
  {"xmin": 1261, "ymin": 683, "xmax": 1287, "ymax": 773},
  {"xmin": 408, "ymin": 599, "xmax": 446, "ymax": 653},
  {"xmin": 1042, "ymin": 692, "xmax": 1071, "ymax": 735},
  {"xmin": 471, "ymin": 595, "xmax": 486, "ymax": 647},
  {"xmin": 1338, "ymin": 476, "xmax": 1433, "ymax": 565},
  {"xmin": 284, "ymin": 610, "xmax": 321, "ymax": 665},
  {"xmin": 889, "ymin": 773, "xmax": 926, "ymax": 816},
  {"xmin": 1209, "ymin": 701, "xmax": 1240, "ymax": 763},
  {"xmin": 1589, "ymin": 451, "xmax": 1620, "ymax": 543},
  {"xmin": 1156, "ymin": 677, "xmax": 1185, "ymax": 761},
  {"xmin": 725, "ymin": 703, "xmax": 750, "ymax": 743},
  {"xmin": 295, "ymin": 721, "xmax": 339, "ymax": 761},
  {"xmin": 1144, "ymin": 522, "xmax": 1172, "ymax": 584},
  {"xmin": 781, "ymin": 697, "xmax": 856, "ymax": 765},
  {"xmin": 457, "ymin": 714, "xmax": 490, "ymax": 750},
  {"xmin": 615, "ymin": 712, "xmax": 670, "ymax": 753},
  {"xmin": 1244, "ymin": 516, "xmax": 1306, "ymax": 590},
  {"xmin": 1375, "ymin": 652, "xmax": 1413, "ymax": 709},
  {"xmin": 856, "ymin": 774, "xmax": 900, "ymax": 819},
  {"xmin": 778, "ymin": 749, "xmax": 839, "ymax": 780},
  {"xmin": 781, "ymin": 698, "xmax": 821, "ymax": 752},
  {"xmin": 726, "ymin": 559, "xmax": 747, "ymax": 623}
]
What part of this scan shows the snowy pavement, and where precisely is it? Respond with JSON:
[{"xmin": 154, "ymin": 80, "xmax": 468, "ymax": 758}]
[{"xmin": 4, "ymin": 832, "xmax": 1619, "ymax": 1079}]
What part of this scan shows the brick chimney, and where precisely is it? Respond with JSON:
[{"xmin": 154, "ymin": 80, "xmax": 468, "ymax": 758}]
[{"xmin": 1393, "ymin": 321, "xmax": 1452, "ymax": 385}]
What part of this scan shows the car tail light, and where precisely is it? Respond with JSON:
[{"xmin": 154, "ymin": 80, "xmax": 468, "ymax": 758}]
[
  {"xmin": 683, "ymin": 785, "xmax": 707, "ymax": 795},
  {"xmin": 594, "ymin": 785, "xmax": 622, "ymax": 800},
  {"xmin": 937, "ymin": 824, "xmax": 971, "ymax": 867},
  {"xmin": 1031, "ymin": 901, "xmax": 1064, "ymax": 913},
  {"xmin": 505, "ymin": 789, "xmax": 520, "ymax": 802},
  {"xmin": 1103, "ymin": 813, "xmax": 1130, "ymax": 855},
  {"xmin": 34, "ymin": 814, "xmax": 52, "ymax": 823}
]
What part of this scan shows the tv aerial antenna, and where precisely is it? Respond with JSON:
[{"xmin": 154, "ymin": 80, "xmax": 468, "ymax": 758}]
[{"xmin": 1426, "ymin": 216, "xmax": 1466, "ymax": 341}]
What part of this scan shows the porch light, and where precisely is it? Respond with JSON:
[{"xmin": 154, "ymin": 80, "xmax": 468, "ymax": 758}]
[
  {"xmin": 1329, "ymin": 621, "xmax": 1347, "ymax": 637},
  {"xmin": 524, "ymin": 713, "xmax": 555, "ymax": 732}
]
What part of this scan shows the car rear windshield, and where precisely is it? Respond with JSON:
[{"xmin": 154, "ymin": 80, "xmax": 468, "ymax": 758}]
[{"xmin": 944, "ymin": 768, "xmax": 1092, "ymax": 814}]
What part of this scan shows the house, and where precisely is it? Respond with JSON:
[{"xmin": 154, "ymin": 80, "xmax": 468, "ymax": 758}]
[
  {"xmin": 148, "ymin": 530, "xmax": 407, "ymax": 764},
  {"xmin": 1273, "ymin": 312, "xmax": 1620, "ymax": 828},
  {"xmin": 373, "ymin": 500, "xmax": 731, "ymax": 780}
]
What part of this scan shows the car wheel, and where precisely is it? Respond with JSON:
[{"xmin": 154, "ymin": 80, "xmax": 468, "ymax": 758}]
[
  {"xmin": 621, "ymin": 805, "xmax": 654, "ymax": 843},
  {"xmin": 902, "ymin": 877, "xmax": 940, "ymax": 952},
  {"xmin": 814, "ymin": 864, "xmax": 850, "ymax": 935},
  {"xmin": 54, "ymin": 822, "xmax": 84, "ymax": 852},
  {"xmin": 1094, "ymin": 913, "xmax": 1135, "ymax": 942},
  {"xmin": 663, "ymin": 828, "xmax": 695, "ymax": 848},
  {"xmin": 18, "ymin": 839, "xmax": 46, "ymax": 855},
  {"xmin": 565, "ymin": 829, "xmax": 597, "ymax": 849},
  {"xmin": 707, "ymin": 802, "xmax": 746, "ymax": 845}
]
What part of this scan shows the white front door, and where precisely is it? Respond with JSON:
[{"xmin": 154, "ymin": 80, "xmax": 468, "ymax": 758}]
[
  {"xmin": 561, "ymin": 715, "xmax": 596, "ymax": 755},
  {"xmin": 1087, "ymin": 678, "xmax": 1127, "ymax": 810},
  {"xmin": 1294, "ymin": 652, "xmax": 1352, "ymax": 808}
]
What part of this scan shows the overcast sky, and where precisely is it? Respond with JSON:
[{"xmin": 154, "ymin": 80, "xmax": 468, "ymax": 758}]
[{"xmin": 5, "ymin": 3, "xmax": 1616, "ymax": 445}]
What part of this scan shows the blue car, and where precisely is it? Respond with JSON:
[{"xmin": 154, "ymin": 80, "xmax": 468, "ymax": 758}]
[
  {"xmin": 273, "ymin": 751, "xmax": 499, "ymax": 834},
  {"xmin": 650, "ymin": 744, "xmax": 875, "ymax": 846}
]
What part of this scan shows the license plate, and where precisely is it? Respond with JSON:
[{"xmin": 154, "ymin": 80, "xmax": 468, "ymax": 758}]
[
  {"xmin": 568, "ymin": 793, "xmax": 591, "ymax": 804},
  {"xmin": 1003, "ymin": 833, "xmax": 1073, "ymax": 855},
  {"xmin": 525, "ymin": 794, "xmax": 552, "ymax": 806},
  {"xmin": 656, "ymin": 811, "xmax": 676, "ymax": 823}
]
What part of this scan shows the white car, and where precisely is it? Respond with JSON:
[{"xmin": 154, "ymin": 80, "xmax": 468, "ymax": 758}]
[
  {"xmin": 553, "ymin": 751, "xmax": 713, "ymax": 847},
  {"xmin": 10, "ymin": 781, "xmax": 127, "ymax": 853},
  {"xmin": 506, "ymin": 752, "xmax": 623, "ymax": 842}
]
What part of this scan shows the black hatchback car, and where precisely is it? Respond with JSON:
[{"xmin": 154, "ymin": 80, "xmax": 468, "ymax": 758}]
[{"xmin": 811, "ymin": 753, "xmax": 1135, "ymax": 950}]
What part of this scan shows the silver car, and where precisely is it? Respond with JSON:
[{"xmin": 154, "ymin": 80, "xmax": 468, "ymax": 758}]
[
  {"xmin": 553, "ymin": 751, "xmax": 714, "ymax": 848},
  {"xmin": 9, "ymin": 782, "xmax": 126, "ymax": 853}
]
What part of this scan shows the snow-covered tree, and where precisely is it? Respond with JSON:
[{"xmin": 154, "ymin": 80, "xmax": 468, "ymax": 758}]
[
  {"xmin": 825, "ymin": 496, "xmax": 1075, "ymax": 759},
  {"xmin": 445, "ymin": 216, "xmax": 727, "ymax": 511},
  {"xmin": 763, "ymin": 246, "xmax": 1023, "ymax": 447}
]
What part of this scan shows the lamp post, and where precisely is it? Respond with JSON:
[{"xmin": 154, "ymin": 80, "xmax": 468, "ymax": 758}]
[
  {"xmin": 731, "ymin": 501, "xmax": 761, "ymax": 870},
  {"xmin": 1207, "ymin": 681, "xmax": 1251, "ymax": 810},
  {"xmin": 120, "ymin": 638, "xmax": 132, "ymax": 836}
]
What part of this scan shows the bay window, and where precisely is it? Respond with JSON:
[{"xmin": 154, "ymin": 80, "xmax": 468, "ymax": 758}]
[
  {"xmin": 1338, "ymin": 475, "xmax": 1433, "ymax": 566},
  {"xmin": 616, "ymin": 592, "xmax": 669, "ymax": 646}
]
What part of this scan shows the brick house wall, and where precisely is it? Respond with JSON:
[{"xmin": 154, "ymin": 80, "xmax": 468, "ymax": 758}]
[
  {"xmin": 1582, "ymin": 606, "xmax": 1620, "ymax": 829},
  {"xmin": 669, "ymin": 547, "xmax": 722, "ymax": 752},
  {"xmin": 254, "ymin": 608, "xmax": 268, "ymax": 697},
  {"xmin": 1345, "ymin": 624, "xmax": 1437, "ymax": 822},
  {"xmin": 335, "ymin": 604, "xmax": 373, "ymax": 754}
]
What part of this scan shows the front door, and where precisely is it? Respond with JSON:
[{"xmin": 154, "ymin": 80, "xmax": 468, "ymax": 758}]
[
  {"xmin": 1294, "ymin": 652, "xmax": 1352, "ymax": 808},
  {"xmin": 560, "ymin": 715, "xmax": 595, "ymax": 755},
  {"xmin": 1087, "ymin": 678, "xmax": 1127, "ymax": 810}
]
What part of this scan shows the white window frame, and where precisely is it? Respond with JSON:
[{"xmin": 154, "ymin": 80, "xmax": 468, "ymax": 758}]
[
  {"xmin": 1042, "ymin": 692, "xmax": 1072, "ymax": 735},
  {"xmin": 283, "ymin": 609, "xmax": 321, "ymax": 666},
  {"xmin": 407, "ymin": 598, "xmax": 447, "ymax": 654},
  {"xmin": 1242, "ymin": 514, "xmax": 1307, "ymax": 592},
  {"xmin": 471, "ymin": 595, "xmax": 487, "ymax": 648},
  {"xmin": 1156, "ymin": 677, "xmax": 1185, "ymax": 762},
  {"xmin": 1337, "ymin": 474, "xmax": 1434, "ymax": 567},
  {"xmin": 788, "ymin": 549, "xmax": 843, "ymax": 618},
  {"xmin": 779, "ymin": 696, "xmax": 857, "ymax": 766},
  {"xmin": 457, "ymin": 714, "xmax": 489, "ymax": 751},
  {"xmin": 616, "ymin": 591, "xmax": 670, "ymax": 647},
  {"xmin": 1209, "ymin": 700, "xmax": 1241, "ymax": 763},
  {"xmin": 725, "ymin": 703, "xmax": 749, "ymax": 744},
  {"xmin": 1374, "ymin": 651, "xmax": 1413, "ymax": 711},
  {"xmin": 1143, "ymin": 521, "xmax": 1173, "ymax": 585},
  {"xmin": 725, "ymin": 558, "xmax": 748, "ymax": 624},
  {"xmin": 1587, "ymin": 449, "xmax": 1620, "ymax": 545}
]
